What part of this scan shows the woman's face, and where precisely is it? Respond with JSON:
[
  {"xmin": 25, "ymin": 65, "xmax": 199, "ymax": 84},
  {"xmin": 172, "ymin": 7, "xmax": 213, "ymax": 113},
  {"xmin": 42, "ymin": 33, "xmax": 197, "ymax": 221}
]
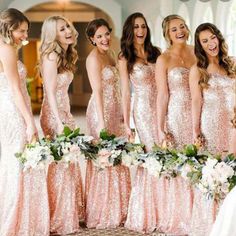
[
  {"xmin": 11, "ymin": 21, "xmax": 28, "ymax": 45},
  {"xmin": 91, "ymin": 25, "xmax": 111, "ymax": 51},
  {"xmin": 199, "ymin": 29, "xmax": 219, "ymax": 58},
  {"xmin": 133, "ymin": 17, "xmax": 147, "ymax": 46},
  {"xmin": 168, "ymin": 18, "xmax": 189, "ymax": 45},
  {"xmin": 56, "ymin": 19, "xmax": 75, "ymax": 49}
]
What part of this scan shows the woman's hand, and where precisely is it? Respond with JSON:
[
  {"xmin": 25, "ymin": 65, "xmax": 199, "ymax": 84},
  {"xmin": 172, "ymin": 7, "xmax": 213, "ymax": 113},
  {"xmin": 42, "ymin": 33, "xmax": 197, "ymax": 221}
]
[
  {"xmin": 26, "ymin": 121, "xmax": 38, "ymax": 143},
  {"xmin": 56, "ymin": 121, "xmax": 64, "ymax": 135}
]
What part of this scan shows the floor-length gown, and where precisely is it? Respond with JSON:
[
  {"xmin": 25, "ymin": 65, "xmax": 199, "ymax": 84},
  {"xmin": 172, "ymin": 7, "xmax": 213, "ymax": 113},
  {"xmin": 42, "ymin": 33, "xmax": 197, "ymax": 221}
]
[
  {"xmin": 125, "ymin": 63, "xmax": 160, "ymax": 233},
  {"xmin": 209, "ymin": 186, "xmax": 236, "ymax": 236},
  {"xmin": 40, "ymin": 71, "xmax": 84, "ymax": 234},
  {"xmin": 191, "ymin": 73, "xmax": 235, "ymax": 236},
  {"xmin": 158, "ymin": 67, "xmax": 193, "ymax": 235},
  {"xmin": 85, "ymin": 65, "xmax": 131, "ymax": 228},
  {"xmin": 0, "ymin": 61, "xmax": 50, "ymax": 236}
]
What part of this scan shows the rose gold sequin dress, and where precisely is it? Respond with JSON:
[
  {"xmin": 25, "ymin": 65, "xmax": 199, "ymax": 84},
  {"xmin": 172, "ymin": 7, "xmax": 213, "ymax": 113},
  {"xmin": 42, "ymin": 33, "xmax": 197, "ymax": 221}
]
[
  {"xmin": 85, "ymin": 65, "xmax": 131, "ymax": 228},
  {"xmin": 0, "ymin": 61, "xmax": 50, "ymax": 236},
  {"xmin": 156, "ymin": 67, "xmax": 193, "ymax": 235},
  {"xmin": 190, "ymin": 73, "xmax": 235, "ymax": 236},
  {"xmin": 125, "ymin": 63, "xmax": 160, "ymax": 233},
  {"xmin": 40, "ymin": 71, "xmax": 84, "ymax": 234}
]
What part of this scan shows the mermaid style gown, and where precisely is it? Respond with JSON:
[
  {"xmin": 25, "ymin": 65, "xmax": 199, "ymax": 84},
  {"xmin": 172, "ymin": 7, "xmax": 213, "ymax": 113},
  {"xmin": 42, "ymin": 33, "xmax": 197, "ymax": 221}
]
[
  {"xmin": 191, "ymin": 73, "xmax": 235, "ymax": 236},
  {"xmin": 158, "ymin": 67, "xmax": 193, "ymax": 235},
  {"xmin": 85, "ymin": 65, "xmax": 131, "ymax": 228},
  {"xmin": 0, "ymin": 61, "xmax": 50, "ymax": 236},
  {"xmin": 40, "ymin": 71, "xmax": 84, "ymax": 234},
  {"xmin": 125, "ymin": 63, "xmax": 160, "ymax": 233}
]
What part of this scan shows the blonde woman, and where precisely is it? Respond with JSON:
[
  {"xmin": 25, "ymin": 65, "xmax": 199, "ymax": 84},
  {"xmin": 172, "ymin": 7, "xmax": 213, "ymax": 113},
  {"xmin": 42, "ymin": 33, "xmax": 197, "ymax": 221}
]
[
  {"xmin": 0, "ymin": 8, "xmax": 49, "ymax": 235},
  {"xmin": 39, "ymin": 15, "xmax": 84, "ymax": 235},
  {"xmin": 155, "ymin": 14, "xmax": 196, "ymax": 234}
]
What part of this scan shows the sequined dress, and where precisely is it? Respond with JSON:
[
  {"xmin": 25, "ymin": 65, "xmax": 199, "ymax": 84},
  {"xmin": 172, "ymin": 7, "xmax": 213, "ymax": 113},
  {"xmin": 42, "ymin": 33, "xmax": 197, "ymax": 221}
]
[
  {"xmin": 156, "ymin": 67, "xmax": 193, "ymax": 234},
  {"xmin": 190, "ymin": 73, "xmax": 235, "ymax": 236},
  {"xmin": 125, "ymin": 63, "xmax": 160, "ymax": 233},
  {"xmin": 40, "ymin": 71, "xmax": 84, "ymax": 234},
  {"xmin": 85, "ymin": 65, "xmax": 131, "ymax": 228},
  {"xmin": 0, "ymin": 61, "xmax": 50, "ymax": 236}
]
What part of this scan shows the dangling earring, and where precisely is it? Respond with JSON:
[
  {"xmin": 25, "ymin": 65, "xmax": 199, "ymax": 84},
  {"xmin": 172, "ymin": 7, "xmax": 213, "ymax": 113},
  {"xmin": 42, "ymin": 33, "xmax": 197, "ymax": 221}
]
[{"xmin": 92, "ymin": 41, "xmax": 96, "ymax": 46}]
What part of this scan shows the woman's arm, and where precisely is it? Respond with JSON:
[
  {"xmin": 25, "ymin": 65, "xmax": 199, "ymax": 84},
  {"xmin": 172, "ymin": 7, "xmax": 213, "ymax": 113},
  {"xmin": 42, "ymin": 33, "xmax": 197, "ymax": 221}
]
[
  {"xmin": 1, "ymin": 45, "xmax": 37, "ymax": 142},
  {"xmin": 118, "ymin": 58, "xmax": 132, "ymax": 138},
  {"xmin": 155, "ymin": 55, "xmax": 169, "ymax": 143},
  {"xmin": 41, "ymin": 52, "xmax": 64, "ymax": 135},
  {"xmin": 189, "ymin": 65, "xmax": 203, "ymax": 142},
  {"xmin": 86, "ymin": 55, "xmax": 105, "ymax": 133}
]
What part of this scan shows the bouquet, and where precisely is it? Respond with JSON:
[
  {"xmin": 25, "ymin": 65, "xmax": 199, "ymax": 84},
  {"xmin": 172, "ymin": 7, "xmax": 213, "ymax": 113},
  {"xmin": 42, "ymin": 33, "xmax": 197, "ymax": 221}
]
[
  {"xmin": 91, "ymin": 129, "xmax": 144, "ymax": 169},
  {"xmin": 15, "ymin": 138, "xmax": 54, "ymax": 171}
]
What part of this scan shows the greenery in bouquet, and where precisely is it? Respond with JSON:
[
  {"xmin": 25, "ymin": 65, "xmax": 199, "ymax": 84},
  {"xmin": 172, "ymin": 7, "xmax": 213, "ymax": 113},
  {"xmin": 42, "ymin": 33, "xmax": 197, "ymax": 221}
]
[
  {"xmin": 50, "ymin": 126, "xmax": 95, "ymax": 163},
  {"xmin": 91, "ymin": 129, "xmax": 144, "ymax": 169},
  {"xmin": 15, "ymin": 138, "xmax": 54, "ymax": 171}
]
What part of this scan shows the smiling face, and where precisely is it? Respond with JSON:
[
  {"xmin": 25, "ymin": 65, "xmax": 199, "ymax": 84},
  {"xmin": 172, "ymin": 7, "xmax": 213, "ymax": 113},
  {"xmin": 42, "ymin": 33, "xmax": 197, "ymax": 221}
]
[
  {"xmin": 168, "ymin": 18, "xmax": 189, "ymax": 45},
  {"xmin": 11, "ymin": 21, "xmax": 28, "ymax": 46},
  {"xmin": 91, "ymin": 25, "xmax": 111, "ymax": 52},
  {"xmin": 199, "ymin": 29, "xmax": 219, "ymax": 58},
  {"xmin": 133, "ymin": 17, "xmax": 147, "ymax": 46},
  {"xmin": 56, "ymin": 19, "xmax": 75, "ymax": 49}
]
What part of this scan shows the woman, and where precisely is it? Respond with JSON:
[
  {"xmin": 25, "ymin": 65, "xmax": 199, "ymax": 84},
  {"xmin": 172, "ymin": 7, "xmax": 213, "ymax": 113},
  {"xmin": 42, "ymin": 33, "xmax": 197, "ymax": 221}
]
[
  {"xmin": 39, "ymin": 15, "xmax": 84, "ymax": 234},
  {"xmin": 85, "ymin": 18, "xmax": 131, "ymax": 229},
  {"xmin": 155, "ymin": 14, "xmax": 195, "ymax": 234},
  {"xmin": 118, "ymin": 12, "xmax": 161, "ymax": 233},
  {"xmin": 189, "ymin": 22, "xmax": 236, "ymax": 236},
  {"xmin": 0, "ymin": 8, "xmax": 49, "ymax": 235}
]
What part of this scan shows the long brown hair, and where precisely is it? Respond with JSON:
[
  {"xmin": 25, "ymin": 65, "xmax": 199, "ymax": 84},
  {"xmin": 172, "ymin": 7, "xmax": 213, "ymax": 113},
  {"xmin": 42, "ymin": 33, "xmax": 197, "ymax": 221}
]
[
  {"xmin": 119, "ymin": 12, "xmax": 161, "ymax": 73},
  {"xmin": 39, "ymin": 15, "xmax": 78, "ymax": 73},
  {"xmin": 194, "ymin": 23, "xmax": 236, "ymax": 88}
]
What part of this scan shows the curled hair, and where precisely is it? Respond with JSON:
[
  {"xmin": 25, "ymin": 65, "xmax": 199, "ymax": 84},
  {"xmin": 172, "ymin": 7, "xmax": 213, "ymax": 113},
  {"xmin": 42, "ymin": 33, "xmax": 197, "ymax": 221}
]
[
  {"xmin": 39, "ymin": 15, "xmax": 78, "ymax": 73},
  {"xmin": 194, "ymin": 23, "xmax": 236, "ymax": 89},
  {"xmin": 0, "ymin": 8, "xmax": 29, "ymax": 46},
  {"xmin": 162, "ymin": 14, "xmax": 190, "ymax": 47},
  {"xmin": 85, "ymin": 18, "xmax": 112, "ymax": 45},
  {"xmin": 119, "ymin": 12, "xmax": 161, "ymax": 73}
]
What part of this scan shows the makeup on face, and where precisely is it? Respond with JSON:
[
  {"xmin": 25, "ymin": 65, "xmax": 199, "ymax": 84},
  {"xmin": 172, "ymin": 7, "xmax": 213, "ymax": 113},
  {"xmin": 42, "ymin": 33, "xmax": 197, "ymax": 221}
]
[
  {"xmin": 133, "ymin": 17, "xmax": 147, "ymax": 45},
  {"xmin": 92, "ymin": 25, "xmax": 111, "ymax": 51},
  {"xmin": 199, "ymin": 30, "xmax": 219, "ymax": 57},
  {"xmin": 168, "ymin": 19, "xmax": 188, "ymax": 44}
]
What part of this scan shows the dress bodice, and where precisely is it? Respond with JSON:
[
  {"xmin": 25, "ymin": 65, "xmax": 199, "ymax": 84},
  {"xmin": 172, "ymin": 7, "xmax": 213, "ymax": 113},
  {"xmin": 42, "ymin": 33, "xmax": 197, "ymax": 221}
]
[
  {"xmin": 130, "ymin": 63, "xmax": 156, "ymax": 93},
  {"xmin": 167, "ymin": 67, "xmax": 191, "ymax": 98},
  {"xmin": 0, "ymin": 60, "xmax": 30, "ymax": 108}
]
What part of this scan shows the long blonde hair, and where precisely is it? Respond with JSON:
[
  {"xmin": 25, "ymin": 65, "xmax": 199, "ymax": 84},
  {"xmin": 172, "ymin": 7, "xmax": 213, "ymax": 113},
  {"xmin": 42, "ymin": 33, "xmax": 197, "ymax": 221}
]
[{"xmin": 39, "ymin": 15, "xmax": 78, "ymax": 73}]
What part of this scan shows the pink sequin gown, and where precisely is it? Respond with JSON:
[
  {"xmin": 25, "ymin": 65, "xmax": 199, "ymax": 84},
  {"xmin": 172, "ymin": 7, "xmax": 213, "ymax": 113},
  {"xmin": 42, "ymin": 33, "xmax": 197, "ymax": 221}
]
[
  {"xmin": 156, "ymin": 67, "xmax": 193, "ymax": 235},
  {"xmin": 125, "ymin": 63, "xmax": 160, "ymax": 233},
  {"xmin": 85, "ymin": 65, "xmax": 131, "ymax": 228},
  {"xmin": 190, "ymin": 73, "xmax": 235, "ymax": 236},
  {"xmin": 0, "ymin": 61, "xmax": 50, "ymax": 236},
  {"xmin": 40, "ymin": 71, "xmax": 84, "ymax": 234}
]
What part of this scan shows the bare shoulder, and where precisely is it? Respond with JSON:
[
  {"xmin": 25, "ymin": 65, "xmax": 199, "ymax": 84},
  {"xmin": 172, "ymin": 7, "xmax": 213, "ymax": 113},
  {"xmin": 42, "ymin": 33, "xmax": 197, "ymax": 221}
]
[
  {"xmin": 189, "ymin": 64, "xmax": 200, "ymax": 79},
  {"xmin": 47, "ymin": 51, "xmax": 58, "ymax": 61},
  {"xmin": 156, "ymin": 51, "xmax": 169, "ymax": 67},
  {"xmin": 0, "ymin": 43, "xmax": 15, "ymax": 60},
  {"xmin": 86, "ymin": 50, "xmax": 101, "ymax": 70}
]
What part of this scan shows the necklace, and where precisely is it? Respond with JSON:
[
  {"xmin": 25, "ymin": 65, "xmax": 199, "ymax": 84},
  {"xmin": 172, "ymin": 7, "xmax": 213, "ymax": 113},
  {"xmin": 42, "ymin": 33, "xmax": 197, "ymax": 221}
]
[{"xmin": 172, "ymin": 52, "xmax": 185, "ymax": 65}]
